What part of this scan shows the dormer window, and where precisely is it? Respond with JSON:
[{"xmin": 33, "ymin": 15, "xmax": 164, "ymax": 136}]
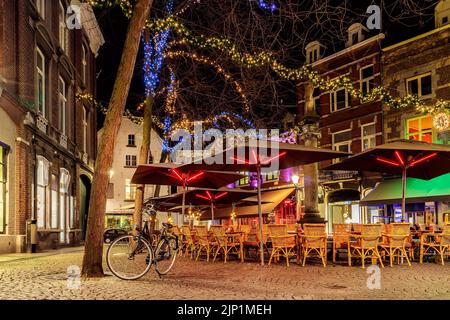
[
  {"xmin": 436, "ymin": 0, "xmax": 450, "ymax": 27},
  {"xmin": 347, "ymin": 23, "xmax": 368, "ymax": 47},
  {"xmin": 305, "ymin": 41, "xmax": 325, "ymax": 64}
]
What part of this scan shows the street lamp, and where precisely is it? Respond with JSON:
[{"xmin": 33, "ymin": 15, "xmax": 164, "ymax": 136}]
[{"xmin": 291, "ymin": 174, "xmax": 301, "ymax": 222}]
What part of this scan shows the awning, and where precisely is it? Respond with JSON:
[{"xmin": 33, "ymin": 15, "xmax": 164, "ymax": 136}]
[
  {"xmin": 200, "ymin": 188, "xmax": 295, "ymax": 220},
  {"xmin": 328, "ymin": 189, "xmax": 360, "ymax": 203},
  {"xmin": 360, "ymin": 173, "xmax": 450, "ymax": 206}
]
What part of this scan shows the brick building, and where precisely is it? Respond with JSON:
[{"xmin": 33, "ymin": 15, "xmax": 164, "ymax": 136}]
[
  {"xmin": 0, "ymin": 0, "xmax": 104, "ymax": 252},
  {"xmin": 381, "ymin": 0, "xmax": 450, "ymax": 225},
  {"xmin": 296, "ymin": 24, "xmax": 385, "ymax": 232}
]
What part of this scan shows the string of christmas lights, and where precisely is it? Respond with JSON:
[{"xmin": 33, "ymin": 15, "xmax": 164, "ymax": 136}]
[
  {"xmin": 257, "ymin": 0, "xmax": 277, "ymax": 12},
  {"xmin": 164, "ymin": 50, "xmax": 250, "ymax": 112}
]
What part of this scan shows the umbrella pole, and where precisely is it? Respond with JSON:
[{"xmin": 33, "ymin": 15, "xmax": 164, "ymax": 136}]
[
  {"xmin": 257, "ymin": 164, "xmax": 264, "ymax": 266},
  {"xmin": 402, "ymin": 167, "xmax": 407, "ymax": 223},
  {"xmin": 182, "ymin": 181, "xmax": 187, "ymax": 218},
  {"xmin": 211, "ymin": 202, "xmax": 215, "ymax": 224}
]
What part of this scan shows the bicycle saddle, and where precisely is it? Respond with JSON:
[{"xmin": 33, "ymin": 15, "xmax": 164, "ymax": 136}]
[{"xmin": 162, "ymin": 222, "xmax": 173, "ymax": 229}]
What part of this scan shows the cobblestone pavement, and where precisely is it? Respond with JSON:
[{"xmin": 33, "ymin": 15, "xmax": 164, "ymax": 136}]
[{"xmin": 1, "ymin": 247, "xmax": 450, "ymax": 300}]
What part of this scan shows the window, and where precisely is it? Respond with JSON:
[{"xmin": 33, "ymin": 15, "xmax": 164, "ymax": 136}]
[
  {"xmin": 361, "ymin": 123, "xmax": 376, "ymax": 151},
  {"xmin": 407, "ymin": 73, "xmax": 432, "ymax": 97},
  {"xmin": 313, "ymin": 87, "xmax": 321, "ymax": 116},
  {"xmin": 59, "ymin": 169, "xmax": 71, "ymax": 242},
  {"xmin": 127, "ymin": 134, "xmax": 136, "ymax": 147},
  {"xmin": 265, "ymin": 171, "xmax": 279, "ymax": 181},
  {"xmin": 36, "ymin": 156, "xmax": 50, "ymax": 228},
  {"xmin": 50, "ymin": 174, "xmax": 58, "ymax": 229},
  {"xmin": 82, "ymin": 45, "xmax": 88, "ymax": 84},
  {"xmin": 82, "ymin": 107, "xmax": 88, "ymax": 153},
  {"xmin": 0, "ymin": 145, "xmax": 8, "ymax": 234},
  {"xmin": 36, "ymin": 0, "xmax": 45, "ymax": 18},
  {"xmin": 443, "ymin": 16, "xmax": 449, "ymax": 25},
  {"xmin": 59, "ymin": 2, "xmax": 67, "ymax": 51},
  {"xmin": 238, "ymin": 172, "xmax": 250, "ymax": 186},
  {"xmin": 351, "ymin": 32, "xmax": 359, "ymax": 45},
  {"xmin": 107, "ymin": 183, "xmax": 114, "ymax": 199},
  {"xmin": 58, "ymin": 77, "xmax": 67, "ymax": 135},
  {"xmin": 125, "ymin": 179, "xmax": 136, "ymax": 200},
  {"xmin": 36, "ymin": 48, "xmax": 46, "ymax": 117},
  {"xmin": 330, "ymin": 87, "xmax": 351, "ymax": 112},
  {"xmin": 360, "ymin": 65, "xmax": 375, "ymax": 96},
  {"xmin": 332, "ymin": 130, "xmax": 352, "ymax": 162},
  {"xmin": 406, "ymin": 115, "xmax": 433, "ymax": 143},
  {"xmin": 125, "ymin": 155, "xmax": 137, "ymax": 167}
]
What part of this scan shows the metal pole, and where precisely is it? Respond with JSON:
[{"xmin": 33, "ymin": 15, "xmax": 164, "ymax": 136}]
[
  {"xmin": 181, "ymin": 180, "xmax": 187, "ymax": 217},
  {"xmin": 295, "ymin": 186, "xmax": 301, "ymax": 222},
  {"xmin": 210, "ymin": 201, "xmax": 215, "ymax": 223},
  {"xmin": 257, "ymin": 164, "xmax": 264, "ymax": 266},
  {"xmin": 402, "ymin": 167, "xmax": 407, "ymax": 222}
]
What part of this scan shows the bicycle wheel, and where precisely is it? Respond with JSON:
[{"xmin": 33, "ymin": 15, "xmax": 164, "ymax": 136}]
[
  {"xmin": 154, "ymin": 236, "xmax": 178, "ymax": 275},
  {"xmin": 106, "ymin": 235, "xmax": 153, "ymax": 280}
]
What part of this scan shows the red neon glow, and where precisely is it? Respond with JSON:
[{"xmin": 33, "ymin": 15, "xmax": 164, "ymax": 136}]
[
  {"xmin": 261, "ymin": 151, "xmax": 287, "ymax": 165},
  {"xmin": 195, "ymin": 194, "xmax": 210, "ymax": 201},
  {"xmin": 230, "ymin": 156, "xmax": 250, "ymax": 165},
  {"xmin": 376, "ymin": 156, "xmax": 401, "ymax": 167},
  {"xmin": 394, "ymin": 151, "xmax": 405, "ymax": 166},
  {"xmin": 214, "ymin": 192, "xmax": 228, "ymax": 200},
  {"xmin": 205, "ymin": 191, "xmax": 213, "ymax": 200},
  {"xmin": 170, "ymin": 169, "xmax": 184, "ymax": 182},
  {"xmin": 187, "ymin": 171, "xmax": 205, "ymax": 182},
  {"xmin": 409, "ymin": 152, "xmax": 438, "ymax": 167}
]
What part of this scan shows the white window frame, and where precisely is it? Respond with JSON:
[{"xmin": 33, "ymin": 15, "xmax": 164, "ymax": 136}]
[
  {"xmin": 59, "ymin": 1, "xmax": 67, "ymax": 51},
  {"xmin": 82, "ymin": 107, "xmax": 88, "ymax": 153},
  {"xmin": 406, "ymin": 72, "xmax": 432, "ymax": 98},
  {"xmin": 36, "ymin": 156, "xmax": 50, "ymax": 229},
  {"xmin": 82, "ymin": 45, "xmax": 88, "ymax": 84},
  {"xmin": 36, "ymin": 48, "xmax": 46, "ymax": 117},
  {"xmin": 361, "ymin": 122, "xmax": 377, "ymax": 151},
  {"xmin": 125, "ymin": 155, "xmax": 137, "ymax": 167},
  {"xmin": 58, "ymin": 76, "xmax": 67, "ymax": 135},
  {"xmin": 360, "ymin": 65, "xmax": 375, "ymax": 96},
  {"xmin": 330, "ymin": 87, "xmax": 350, "ymax": 113},
  {"xmin": 36, "ymin": 0, "xmax": 45, "ymax": 19},
  {"xmin": 127, "ymin": 134, "xmax": 136, "ymax": 147},
  {"xmin": 332, "ymin": 130, "xmax": 352, "ymax": 163}
]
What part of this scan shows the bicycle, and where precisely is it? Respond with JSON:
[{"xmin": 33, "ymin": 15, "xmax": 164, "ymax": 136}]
[{"xmin": 106, "ymin": 204, "xmax": 179, "ymax": 280}]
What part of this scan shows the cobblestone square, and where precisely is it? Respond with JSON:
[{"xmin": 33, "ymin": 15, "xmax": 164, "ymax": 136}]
[{"xmin": 1, "ymin": 247, "xmax": 450, "ymax": 300}]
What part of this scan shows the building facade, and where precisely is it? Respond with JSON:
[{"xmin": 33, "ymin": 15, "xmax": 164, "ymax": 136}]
[
  {"xmin": 0, "ymin": 0, "xmax": 103, "ymax": 252},
  {"xmin": 296, "ymin": 24, "xmax": 385, "ymax": 232},
  {"xmin": 382, "ymin": 1, "xmax": 450, "ymax": 226},
  {"xmin": 99, "ymin": 116, "xmax": 174, "ymax": 231}
]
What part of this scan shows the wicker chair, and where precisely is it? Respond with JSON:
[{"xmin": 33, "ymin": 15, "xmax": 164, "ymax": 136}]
[
  {"xmin": 301, "ymin": 224, "xmax": 327, "ymax": 267},
  {"xmin": 348, "ymin": 224, "xmax": 384, "ymax": 269},
  {"xmin": 332, "ymin": 224, "xmax": 351, "ymax": 263},
  {"xmin": 352, "ymin": 223, "xmax": 363, "ymax": 233},
  {"xmin": 287, "ymin": 223, "xmax": 297, "ymax": 233},
  {"xmin": 420, "ymin": 224, "xmax": 450, "ymax": 265},
  {"xmin": 211, "ymin": 225, "xmax": 242, "ymax": 263},
  {"xmin": 195, "ymin": 226, "xmax": 216, "ymax": 262},
  {"xmin": 267, "ymin": 224, "xmax": 297, "ymax": 267},
  {"xmin": 379, "ymin": 223, "xmax": 412, "ymax": 267},
  {"xmin": 181, "ymin": 225, "xmax": 197, "ymax": 259}
]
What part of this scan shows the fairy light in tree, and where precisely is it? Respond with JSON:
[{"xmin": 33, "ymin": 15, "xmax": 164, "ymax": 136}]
[
  {"xmin": 257, "ymin": 0, "xmax": 277, "ymax": 12},
  {"xmin": 433, "ymin": 112, "xmax": 450, "ymax": 132}
]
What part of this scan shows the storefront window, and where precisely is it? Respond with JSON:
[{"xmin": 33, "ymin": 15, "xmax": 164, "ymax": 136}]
[
  {"xmin": 328, "ymin": 202, "xmax": 360, "ymax": 233},
  {"xmin": 406, "ymin": 115, "xmax": 433, "ymax": 143},
  {"xmin": 0, "ymin": 145, "xmax": 7, "ymax": 234},
  {"xmin": 51, "ymin": 174, "xmax": 58, "ymax": 229}
]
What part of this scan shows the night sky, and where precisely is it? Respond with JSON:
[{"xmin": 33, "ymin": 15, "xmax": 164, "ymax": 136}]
[{"xmin": 94, "ymin": 1, "xmax": 438, "ymax": 130}]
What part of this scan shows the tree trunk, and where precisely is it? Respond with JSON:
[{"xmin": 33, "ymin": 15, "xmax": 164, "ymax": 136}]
[
  {"xmin": 133, "ymin": 96, "xmax": 153, "ymax": 231},
  {"xmin": 302, "ymin": 82, "xmax": 320, "ymax": 217},
  {"xmin": 81, "ymin": 0, "xmax": 154, "ymax": 278},
  {"xmin": 151, "ymin": 150, "xmax": 169, "ymax": 233}
]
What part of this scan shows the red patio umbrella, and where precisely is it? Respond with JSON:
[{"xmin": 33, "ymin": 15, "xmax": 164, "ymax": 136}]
[
  {"xmin": 325, "ymin": 140, "xmax": 450, "ymax": 221},
  {"xmin": 179, "ymin": 139, "xmax": 349, "ymax": 265},
  {"xmin": 131, "ymin": 163, "xmax": 244, "ymax": 216}
]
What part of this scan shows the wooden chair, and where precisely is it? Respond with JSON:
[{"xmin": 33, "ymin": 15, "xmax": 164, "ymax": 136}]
[
  {"xmin": 420, "ymin": 224, "xmax": 450, "ymax": 265},
  {"xmin": 267, "ymin": 224, "xmax": 297, "ymax": 267},
  {"xmin": 301, "ymin": 224, "xmax": 327, "ymax": 267},
  {"xmin": 181, "ymin": 225, "xmax": 197, "ymax": 259},
  {"xmin": 332, "ymin": 224, "xmax": 351, "ymax": 263},
  {"xmin": 348, "ymin": 224, "xmax": 384, "ymax": 269},
  {"xmin": 379, "ymin": 223, "xmax": 412, "ymax": 267},
  {"xmin": 211, "ymin": 225, "xmax": 242, "ymax": 263}
]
